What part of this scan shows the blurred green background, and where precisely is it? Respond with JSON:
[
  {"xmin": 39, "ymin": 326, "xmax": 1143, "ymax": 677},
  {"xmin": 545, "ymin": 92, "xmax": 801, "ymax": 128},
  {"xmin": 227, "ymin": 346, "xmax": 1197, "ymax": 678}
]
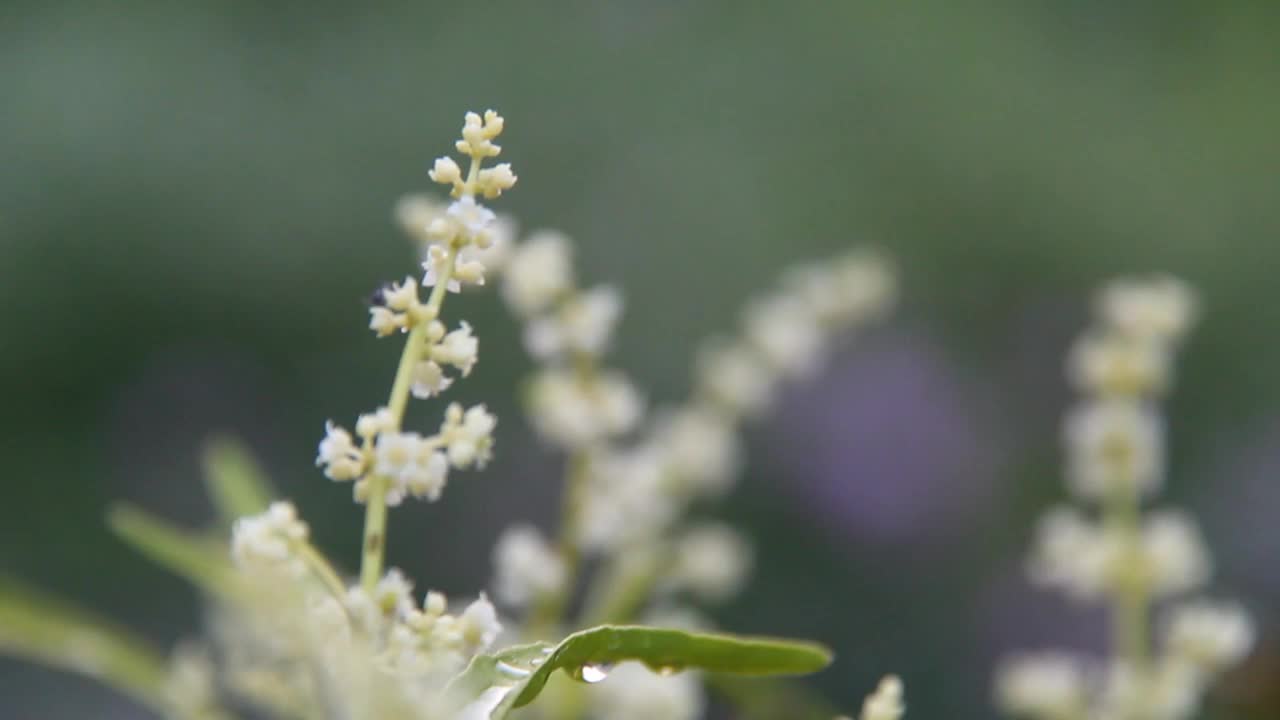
[{"xmin": 3, "ymin": 1, "xmax": 1279, "ymax": 717}]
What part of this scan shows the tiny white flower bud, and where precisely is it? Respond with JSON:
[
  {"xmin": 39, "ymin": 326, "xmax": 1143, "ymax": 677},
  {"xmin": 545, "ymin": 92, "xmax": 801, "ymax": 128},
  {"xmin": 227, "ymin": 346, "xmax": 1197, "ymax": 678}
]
[
  {"xmin": 477, "ymin": 163, "xmax": 517, "ymax": 199},
  {"xmin": 524, "ymin": 285, "xmax": 623, "ymax": 360},
  {"xmin": 453, "ymin": 258, "xmax": 487, "ymax": 286},
  {"xmin": 1068, "ymin": 332, "xmax": 1170, "ymax": 398},
  {"xmin": 501, "ymin": 231, "xmax": 575, "ymax": 317},
  {"xmin": 491, "ymin": 524, "xmax": 566, "ymax": 608},
  {"xmin": 405, "ymin": 450, "xmax": 449, "ymax": 501},
  {"xmin": 860, "ymin": 675, "xmax": 904, "ymax": 720},
  {"xmin": 1064, "ymin": 399, "xmax": 1164, "ymax": 499},
  {"xmin": 669, "ymin": 523, "xmax": 752, "ymax": 603},
  {"xmin": 431, "ymin": 322, "xmax": 479, "ymax": 376},
  {"xmin": 369, "ymin": 307, "xmax": 405, "ymax": 337},
  {"xmin": 231, "ymin": 501, "xmax": 310, "ymax": 577},
  {"xmin": 422, "ymin": 247, "xmax": 463, "ymax": 293},
  {"xmin": 481, "ymin": 109, "xmax": 504, "ymax": 139},
  {"xmin": 355, "ymin": 407, "xmax": 393, "ymax": 439},
  {"xmin": 424, "ymin": 591, "xmax": 448, "ymax": 616},
  {"xmin": 652, "ymin": 405, "xmax": 741, "ymax": 497},
  {"xmin": 374, "ymin": 432, "xmax": 418, "ymax": 478},
  {"xmin": 744, "ymin": 292, "xmax": 824, "ymax": 377},
  {"xmin": 1099, "ymin": 275, "xmax": 1197, "ymax": 342},
  {"xmin": 1165, "ymin": 601, "xmax": 1254, "ymax": 671},
  {"xmin": 457, "ymin": 594, "xmax": 502, "ymax": 653},
  {"xmin": 995, "ymin": 653, "xmax": 1087, "ymax": 719},
  {"xmin": 373, "ymin": 568, "xmax": 415, "ymax": 616},
  {"xmin": 382, "ymin": 276, "xmax": 419, "ymax": 312},
  {"xmin": 695, "ymin": 338, "xmax": 775, "ymax": 417},
  {"xmin": 1028, "ymin": 507, "xmax": 1116, "ymax": 599},
  {"xmin": 429, "ymin": 156, "xmax": 462, "ymax": 187},
  {"xmin": 526, "ymin": 369, "xmax": 643, "ymax": 448},
  {"xmin": 317, "ymin": 422, "xmax": 364, "ymax": 481},
  {"xmin": 440, "ymin": 403, "xmax": 497, "ymax": 469},
  {"xmin": 447, "ymin": 196, "xmax": 496, "ymax": 246},
  {"xmin": 410, "ymin": 360, "xmax": 454, "ymax": 399},
  {"xmin": 1141, "ymin": 511, "xmax": 1211, "ymax": 598}
]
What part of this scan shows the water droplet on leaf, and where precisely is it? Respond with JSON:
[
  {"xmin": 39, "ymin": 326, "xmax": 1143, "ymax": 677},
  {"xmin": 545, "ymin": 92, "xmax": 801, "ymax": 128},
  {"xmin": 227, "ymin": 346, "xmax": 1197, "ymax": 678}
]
[
  {"xmin": 643, "ymin": 660, "xmax": 685, "ymax": 676},
  {"xmin": 495, "ymin": 660, "xmax": 531, "ymax": 679},
  {"xmin": 572, "ymin": 663, "xmax": 612, "ymax": 683}
]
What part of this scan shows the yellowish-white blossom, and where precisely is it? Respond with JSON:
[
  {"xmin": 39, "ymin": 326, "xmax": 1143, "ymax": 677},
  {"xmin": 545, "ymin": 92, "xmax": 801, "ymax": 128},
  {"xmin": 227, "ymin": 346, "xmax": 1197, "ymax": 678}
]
[
  {"xmin": 1098, "ymin": 275, "xmax": 1197, "ymax": 342},
  {"xmin": 438, "ymin": 403, "xmax": 497, "ymax": 469},
  {"xmin": 231, "ymin": 502, "xmax": 310, "ymax": 577},
  {"xmin": 1164, "ymin": 600, "xmax": 1255, "ymax": 672},
  {"xmin": 316, "ymin": 422, "xmax": 364, "ymax": 481},
  {"xmin": 860, "ymin": 675, "xmax": 905, "ymax": 720},
  {"xmin": 667, "ymin": 523, "xmax": 752, "ymax": 603},
  {"xmin": 695, "ymin": 338, "xmax": 775, "ymax": 417},
  {"xmin": 744, "ymin": 292, "xmax": 825, "ymax": 377},
  {"xmin": 527, "ymin": 368, "xmax": 643, "ymax": 448},
  {"xmin": 1063, "ymin": 399, "xmax": 1164, "ymax": 499},
  {"xmin": 1068, "ymin": 332, "xmax": 1171, "ymax": 398},
  {"xmin": 524, "ymin": 285, "xmax": 624, "ymax": 359},
  {"xmin": 491, "ymin": 524, "xmax": 567, "ymax": 608},
  {"xmin": 501, "ymin": 230, "xmax": 576, "ymax": 317},
  {"xmin": 650, "ymin": 405, "xmax": 742, "ymax": 497},
  {"xmin": 995, "ymin": 653, "xmax": 1087, "ymax": 719}
]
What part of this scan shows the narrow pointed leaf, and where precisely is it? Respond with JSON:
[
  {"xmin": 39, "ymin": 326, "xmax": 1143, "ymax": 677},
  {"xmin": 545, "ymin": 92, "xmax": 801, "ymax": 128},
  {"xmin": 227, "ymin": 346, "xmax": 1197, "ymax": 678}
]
[
  {"xmin": 107, "ymin": 504, "xmax": 237, "ymax": 599},
  {"xmin": 450, "ymin": 625, "xmax": 832, "ymax": 718},
  {"xmin": 0, "ymin": 577, "xmax": 169, "ymax": 714},
  {"xmin": 202, "ymin": 436, "xmax": 275, "ymax": 525}
]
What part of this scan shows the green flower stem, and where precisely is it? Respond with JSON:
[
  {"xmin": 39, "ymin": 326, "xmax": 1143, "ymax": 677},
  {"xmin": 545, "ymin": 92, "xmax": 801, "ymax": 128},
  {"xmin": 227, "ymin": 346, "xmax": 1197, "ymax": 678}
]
[
  {"xmin": 526, "ymin": 449, "xmax": 592, "ymax": 639},
  {"xmin": 1107, "ymin": 483, "xmax": 1149, "ymax": 676},
  {"xmin": 292, "ymin": 538, "xmax": 349, "ymax": 603},
  {"xmin": 359, "ymin": 244, "xmax": 457, "ymax": 591},
  {"xmin": 582, "ymin": 552, "xmax": 662, "ymax": 626}
]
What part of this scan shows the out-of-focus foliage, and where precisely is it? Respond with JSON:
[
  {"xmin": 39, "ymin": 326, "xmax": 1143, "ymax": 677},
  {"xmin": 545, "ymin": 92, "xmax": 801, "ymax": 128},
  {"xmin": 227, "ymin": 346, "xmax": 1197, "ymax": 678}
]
[{"xmin": 3, "ymin": 1, "xmax": 1279, "ymax": 717}]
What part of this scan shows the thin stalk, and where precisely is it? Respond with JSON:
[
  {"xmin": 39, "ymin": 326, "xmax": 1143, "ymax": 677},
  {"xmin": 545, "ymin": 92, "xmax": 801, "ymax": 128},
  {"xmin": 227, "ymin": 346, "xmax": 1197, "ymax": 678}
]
[
  {"xmin": 359, "ymin": 245, "xmax": 458, "ymax": 591},
  {"xmin": 580, "ymin": 551, "xmax": 661, "ymax": 627},
  {"xmin": 1110, "ymin": 487, "xmax": 1149, "ymax": 672},
  {"xmin": 526, "ymin": 449, "xmax": 592, "ymax": 638},
  {"xmin": 292, "ymin": 539, "xmax": 349, "ymax": 604}
]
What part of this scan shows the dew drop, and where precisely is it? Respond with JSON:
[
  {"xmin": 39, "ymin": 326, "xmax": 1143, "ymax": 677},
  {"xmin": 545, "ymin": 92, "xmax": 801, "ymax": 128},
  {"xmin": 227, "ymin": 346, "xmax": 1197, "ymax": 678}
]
[
  {"xmin": 495, "ymin": 660, "xmax": 532, "ymax": 679},
  {"xmin": 573, "ymin": 663, "xmax": 612, "ymax": 683},
  {"xmin": 643, "ymin": 661, "xmax": 685, "ymax": 677}
]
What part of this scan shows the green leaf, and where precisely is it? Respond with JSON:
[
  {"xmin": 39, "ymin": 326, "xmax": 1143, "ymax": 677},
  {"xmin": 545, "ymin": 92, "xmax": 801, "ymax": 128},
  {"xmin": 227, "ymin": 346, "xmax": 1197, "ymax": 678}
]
[
  {"xmin": 202, "ymin": 436, "xmax": 275, "ymax": 525},
  {"xmin": 0, "ymin": 576, "xmax": 169, "ymax": 714},
  {"xmin": 449, "ymin": 625, "xmax": 833, "ymax": 718},
  {"xmin": 107, "ymin": 503, "xmax": 237, "ymax": 599}
]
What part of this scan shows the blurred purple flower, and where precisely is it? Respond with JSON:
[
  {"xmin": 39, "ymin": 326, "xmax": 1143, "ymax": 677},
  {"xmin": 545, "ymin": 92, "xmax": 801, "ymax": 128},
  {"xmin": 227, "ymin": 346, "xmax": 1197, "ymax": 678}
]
[
  {"xmin": 977, "ymin": 561, "xmax": 1107, "ymax": 663},
  {"xmin": 1202, "ymin": 420, "xmax": 1280, "ymax": 599},
  {"xmin": 767, "ymin": 330, "xmax": 1009, "ymax": 544}
]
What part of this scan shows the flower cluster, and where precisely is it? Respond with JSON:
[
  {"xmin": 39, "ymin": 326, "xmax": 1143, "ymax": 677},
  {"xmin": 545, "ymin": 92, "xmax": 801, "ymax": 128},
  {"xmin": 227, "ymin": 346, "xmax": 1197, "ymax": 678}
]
[
  {"xmin": 193, "ymin": 111, "xmax": 521, "ymax": 718},
  {"xmin": 222, "ymin": 505, "xmax": 504, "ymax": 718},
  {"xmin": 3, "ymin": 106, "xmax": 937, "ymax": 720},
  {"xmin": 504, "ymin": 232, "xmax": 643, "ymax": 449},
  {"xmin": 316, "ymin": 112, "xmax": 512, "ymax": 513},
  {"xmin": 230, "ymin": 501, "xmax": 310, "ymax": 578},
  {"xmin": 467, "ymin": 226, "xmax": 897, "ymax": 717},
  {"xmin": 997, "ymin": 276, "xmax": 1253, "ymax": 720}
]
